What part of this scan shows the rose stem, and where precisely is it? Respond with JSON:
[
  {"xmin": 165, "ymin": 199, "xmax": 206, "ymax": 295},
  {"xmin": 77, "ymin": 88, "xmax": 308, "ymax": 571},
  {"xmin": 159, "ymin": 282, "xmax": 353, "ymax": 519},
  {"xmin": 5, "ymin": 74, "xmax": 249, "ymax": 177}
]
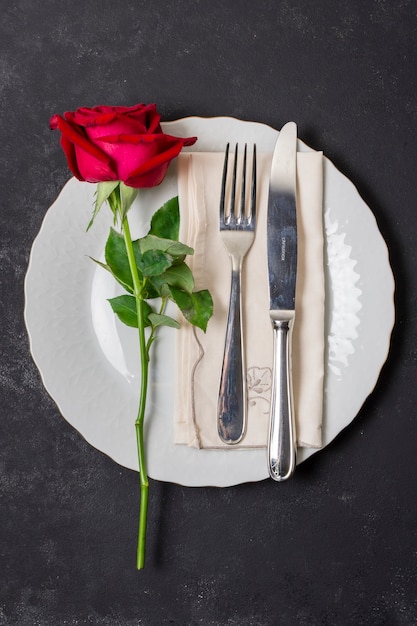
[{"xmin": 122, "ymin": 215, "xmax": 149, "ymax": 570}]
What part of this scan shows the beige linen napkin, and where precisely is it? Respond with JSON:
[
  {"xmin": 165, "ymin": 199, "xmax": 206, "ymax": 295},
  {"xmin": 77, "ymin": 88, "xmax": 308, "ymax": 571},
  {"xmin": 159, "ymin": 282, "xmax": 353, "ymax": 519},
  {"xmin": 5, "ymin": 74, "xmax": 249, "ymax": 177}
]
[{"xmin": 174, "ymin": 149, "xmax": 324, "ymax": 449}]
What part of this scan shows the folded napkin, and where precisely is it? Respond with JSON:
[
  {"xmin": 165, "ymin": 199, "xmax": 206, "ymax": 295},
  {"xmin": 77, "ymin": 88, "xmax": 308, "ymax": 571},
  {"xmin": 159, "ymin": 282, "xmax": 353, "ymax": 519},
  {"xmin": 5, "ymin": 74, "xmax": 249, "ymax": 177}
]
[{"xmin": 174, "ymin": 149, "xmax": 324, "ymax": 449}]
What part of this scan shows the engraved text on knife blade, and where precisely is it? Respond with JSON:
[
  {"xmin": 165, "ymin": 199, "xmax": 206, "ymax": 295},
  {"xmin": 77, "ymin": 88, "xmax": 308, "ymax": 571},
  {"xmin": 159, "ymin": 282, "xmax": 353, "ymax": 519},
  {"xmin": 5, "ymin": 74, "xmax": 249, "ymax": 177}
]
[{"xmin": 267, "ymin": 192, "xmax": 297, "ymax": 311}]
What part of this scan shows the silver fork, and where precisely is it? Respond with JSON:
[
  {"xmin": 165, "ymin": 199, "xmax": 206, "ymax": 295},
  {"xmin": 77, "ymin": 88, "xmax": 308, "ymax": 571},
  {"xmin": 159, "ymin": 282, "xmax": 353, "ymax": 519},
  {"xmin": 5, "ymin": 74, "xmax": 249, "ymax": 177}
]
[{"xmin": 217, "ymin": 143, "xmax": 257, "ymax": 444}]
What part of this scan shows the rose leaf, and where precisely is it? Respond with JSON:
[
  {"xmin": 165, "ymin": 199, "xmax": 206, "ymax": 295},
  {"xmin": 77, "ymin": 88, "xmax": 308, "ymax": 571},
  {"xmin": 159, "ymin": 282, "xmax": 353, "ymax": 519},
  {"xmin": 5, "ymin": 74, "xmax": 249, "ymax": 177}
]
[
  {"xmin": 104, "ymin": 228, "xmax": 136, "ymax": 293},
  {"xmin": 148, "ymin": 313, "xmax": 181, "ymax": 330},
  {"xmin": 149, "ymin": 196, "xmax": 180, "ymax": 241},
  {"xmin": 138, "ymin": 234, "xmax": 194, "ymax": 259},
  {"xmin": 162, "ymin": 262, "xmax": 195, "ymax": 292},
  {"xmin": 168, "ymin": 287, "xmax": 213, "ymax": 332},
  {"xmin": 108, "ymin": 295, "xmax": 152, "ymax": 328},
  {"xmin": 136, "ymin": 249, "xmax": 173, "ymax": 277}
]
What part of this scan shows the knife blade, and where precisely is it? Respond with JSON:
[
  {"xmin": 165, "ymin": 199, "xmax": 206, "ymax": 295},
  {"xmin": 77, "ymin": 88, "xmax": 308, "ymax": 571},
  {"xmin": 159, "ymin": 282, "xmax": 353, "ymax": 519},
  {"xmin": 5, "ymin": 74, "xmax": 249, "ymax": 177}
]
[{"xmin": 267, "ymin": 121, "xmax": 298, "ymax": 481}]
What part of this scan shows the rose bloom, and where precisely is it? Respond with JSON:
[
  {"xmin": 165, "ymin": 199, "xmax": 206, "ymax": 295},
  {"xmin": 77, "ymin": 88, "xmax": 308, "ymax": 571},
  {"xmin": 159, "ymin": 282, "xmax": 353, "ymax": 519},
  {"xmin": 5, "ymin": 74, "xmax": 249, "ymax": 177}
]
[{"xmin": 50, "ymin": 103, "xmax": 197, "ymax": 188}]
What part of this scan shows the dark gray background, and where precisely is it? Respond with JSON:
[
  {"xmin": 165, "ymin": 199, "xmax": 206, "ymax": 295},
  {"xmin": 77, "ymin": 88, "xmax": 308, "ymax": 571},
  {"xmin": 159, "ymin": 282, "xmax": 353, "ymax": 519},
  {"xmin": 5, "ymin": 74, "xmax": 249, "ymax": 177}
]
[{"xmin": 1, "ymin": 1, "xmax": 416, "ymax": 624}]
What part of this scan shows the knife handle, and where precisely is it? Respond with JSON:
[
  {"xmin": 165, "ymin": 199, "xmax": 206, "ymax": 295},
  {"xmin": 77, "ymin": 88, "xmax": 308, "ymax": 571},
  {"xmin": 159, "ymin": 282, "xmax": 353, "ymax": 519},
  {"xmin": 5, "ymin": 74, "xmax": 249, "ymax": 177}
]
[
  {"xmin": 217, "ymin": 265, "xmax": 246, "ymax": 444},
  {"xmin": 267, "ymin": 316, "xmax": 297, "ymax": 481}
]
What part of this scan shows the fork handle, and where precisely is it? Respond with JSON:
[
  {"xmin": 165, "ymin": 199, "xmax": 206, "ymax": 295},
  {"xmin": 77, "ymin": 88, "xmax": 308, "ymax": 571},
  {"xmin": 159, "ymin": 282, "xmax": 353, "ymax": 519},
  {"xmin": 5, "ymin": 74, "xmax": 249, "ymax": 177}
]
[
  {"xmin": 267, "ymin": 317, "xmax": 297, "ymax": 481},
  {"xmin": 217, "ymin": 263, "xmax": 246, "ymax": 444}
]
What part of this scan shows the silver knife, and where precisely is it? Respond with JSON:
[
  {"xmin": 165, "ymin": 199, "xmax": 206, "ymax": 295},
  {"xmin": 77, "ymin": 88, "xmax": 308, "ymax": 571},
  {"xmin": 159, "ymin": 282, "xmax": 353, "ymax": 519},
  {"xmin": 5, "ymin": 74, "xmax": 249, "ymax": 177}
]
[{"xmin": 267, "ymin": 122, "xmax": 298, "ymax": 481}]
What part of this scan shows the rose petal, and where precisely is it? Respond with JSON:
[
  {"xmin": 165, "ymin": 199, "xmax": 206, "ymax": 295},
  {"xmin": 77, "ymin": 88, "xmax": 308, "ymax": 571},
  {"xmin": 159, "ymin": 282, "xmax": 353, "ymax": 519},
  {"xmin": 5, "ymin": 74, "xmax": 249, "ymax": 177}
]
[
  {"xmin": 73, "ymin": 144, "xmax": 118, "ymax": 183},
  {"xmin": 125, "ymin": 140, "xmax": 188, "ymax": 187},
  {"xmin": 52, "ymin": 115, "xmax": 111, "ymax": 164},
  {"xmin": 59, "ymin": 134, "xmax": 83, "ymax": 180}
]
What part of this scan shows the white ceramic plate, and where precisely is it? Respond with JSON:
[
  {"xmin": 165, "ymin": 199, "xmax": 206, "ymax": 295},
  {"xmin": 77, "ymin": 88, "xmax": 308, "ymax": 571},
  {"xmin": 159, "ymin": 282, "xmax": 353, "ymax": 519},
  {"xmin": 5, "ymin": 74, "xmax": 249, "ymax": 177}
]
[{"xmin": 24, "ymin": 117, "xmax": 394, "ymax": 486}]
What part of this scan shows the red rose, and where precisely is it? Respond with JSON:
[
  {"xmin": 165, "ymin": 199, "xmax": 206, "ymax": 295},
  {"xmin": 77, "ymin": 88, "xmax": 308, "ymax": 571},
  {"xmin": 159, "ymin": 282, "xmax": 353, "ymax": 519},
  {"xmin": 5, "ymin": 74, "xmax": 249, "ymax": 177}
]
[{"xmin": 50, "ymin": 103, "xmax": 197, "ymax": 188}]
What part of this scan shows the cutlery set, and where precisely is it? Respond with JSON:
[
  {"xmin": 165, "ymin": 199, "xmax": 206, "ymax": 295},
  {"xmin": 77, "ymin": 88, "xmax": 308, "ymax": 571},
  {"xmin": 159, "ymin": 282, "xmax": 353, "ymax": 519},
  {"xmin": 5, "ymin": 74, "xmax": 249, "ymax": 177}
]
[{"xmin": 217, "ymin": 122, "xmax": 298, "ymax": 481}]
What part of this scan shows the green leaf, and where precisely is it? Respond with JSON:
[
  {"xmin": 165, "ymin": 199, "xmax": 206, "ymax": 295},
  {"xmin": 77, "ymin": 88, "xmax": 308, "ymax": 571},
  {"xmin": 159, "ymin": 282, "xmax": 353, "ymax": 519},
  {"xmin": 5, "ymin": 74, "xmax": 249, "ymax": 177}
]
[
  {"xmin": 139, "ymin": 234, "xmax": 194, "ymax": 259},
  {"xmin": 149, "ymin": 197, "xmax": 180, "ymax": 240},
  {"xmin": 119, "ymin": 182, "xmax": 139, "ymax": 219},
  {"xmin": 162, "ymin": 262, "xmax": 195, "ymax": 291},
  {"xmin": 104, "ymin": 228, "xmax": 135, "ymax": 293},
  {"xmin": 148, "ymin": 313, "xmax": 180, "ymax": 329},
  {"xmin": 136, "ymin": 249, "xmax": 173, "ymax": 277},
  {"xmin": 89, "ymin": 256, "xmax": 110, "ymax": 273},
  {"xmin": 90, "ymin": 255, "xmax": 134, "ymax": 293},
  {"xmin": 145, "ymin": 262, "xmax": 194, "ymax": 299},
  {"xmin": 88, "ymin": 181, "xmax": 120, "ymax": 230},
  {"xmin": 108, "ymin": 295, "xmax": 137, "ymax": 327},
  {"xmin": 169, "ymin": 287, "xmax": 213, "ymax": 332},
  {"xmin": 108, "ymin": 295, "xmax": 153, "ymax": 328}
]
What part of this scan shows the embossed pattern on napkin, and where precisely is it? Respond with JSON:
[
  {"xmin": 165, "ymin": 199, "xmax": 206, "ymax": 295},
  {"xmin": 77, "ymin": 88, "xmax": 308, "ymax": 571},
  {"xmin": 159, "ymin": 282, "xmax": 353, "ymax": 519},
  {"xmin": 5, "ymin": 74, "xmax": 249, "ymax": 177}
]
[{"xmin": 174, "ymin": 151, "xmax": 324, "ymax": 449}]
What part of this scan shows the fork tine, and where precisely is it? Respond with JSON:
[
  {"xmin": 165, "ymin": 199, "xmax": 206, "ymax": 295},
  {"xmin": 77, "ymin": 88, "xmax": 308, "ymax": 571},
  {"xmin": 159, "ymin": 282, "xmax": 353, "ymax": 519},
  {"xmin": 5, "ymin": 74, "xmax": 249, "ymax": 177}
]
[
  {"xmin": 239, "ymin": 143, "xmax": 247, "ymax": 224},
  {"xmin": 229, "ymin": 143, "xmax": 238, "ymax": 225},
  {"xmin": 219, "ymin": 143, "xmax": 229, "ymax": 227},
  {"xmin": 250, "ymin": 144, "xmax": 257, "ymax": 227}
]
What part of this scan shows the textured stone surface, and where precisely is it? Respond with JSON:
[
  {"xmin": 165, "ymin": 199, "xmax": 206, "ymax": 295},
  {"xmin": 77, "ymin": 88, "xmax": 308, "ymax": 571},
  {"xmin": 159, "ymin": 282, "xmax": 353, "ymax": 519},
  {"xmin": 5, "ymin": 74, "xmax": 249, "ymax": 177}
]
[{"xmin": 1, "ymin": 0, "xmax": 417, "ymax": 623}]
